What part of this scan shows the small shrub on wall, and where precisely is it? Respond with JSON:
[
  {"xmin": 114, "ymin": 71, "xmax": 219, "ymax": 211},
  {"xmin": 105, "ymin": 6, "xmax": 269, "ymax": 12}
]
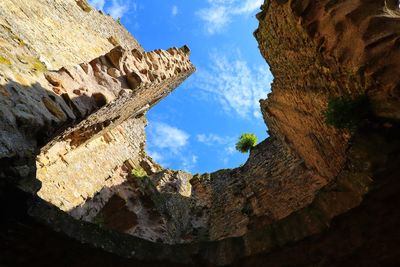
[
  {"xmin": 131, "ymin": 167, "xmax": 147, "ymax": 178},
  {"xmin": 324, "ymin": 94, "xmax": 370, "ymax": 132},
  {"xmin": 236, "ymin": 133, "xmax": 257, "ymax": 153}
]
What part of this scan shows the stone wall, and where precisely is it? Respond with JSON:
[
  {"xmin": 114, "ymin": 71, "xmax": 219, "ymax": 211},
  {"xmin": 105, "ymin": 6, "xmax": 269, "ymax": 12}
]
[
  {"xmin": 41, "ymin": 45, "xmax": 195, "ymax": 152},
  {"xmin": 255, "ymin": 0, "xmax": 400, "ymax": 179},
  {"xmin": 0, "ymin": 0, "xmax": 141, "ymax": 182},
  {"xmin": 36, "ymin": 45, "xmax": 195, "ymax": 213},
  {"xmin": 36, "ymin": 116, "xmax": 148, "ymax": 211},
  {"xmin": 57, "ymin": 0, "xmax": 400, "ymax": 253},
  {"xmin": 1, "ymin": 0, "xmax": 400, "ymax": 266},
  {"xmin": 287, "ymin": 0, "xmax": 400, "ymax": 119},
  {"xmin": 255, "ymin": 1, "xmax": 355, "ymax": 179},
  {"xmin": 0, "ymin": 0, "xmax": 142, "ymax": 70},
  {"xmin": 207, "ymin": 138, "xmax": 326, "ymax": 240}
]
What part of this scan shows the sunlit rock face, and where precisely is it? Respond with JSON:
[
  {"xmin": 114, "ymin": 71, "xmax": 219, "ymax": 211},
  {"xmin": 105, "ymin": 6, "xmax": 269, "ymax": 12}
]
[
  {"xmin": 256, "ymin": 0, "xmax": 400, "ymax": 180},
  {"xmin": 1, "ymin": 0, "xmax": 400, "ymax": 266},
  {"xmin": 36, "ymin": 45, "xmax": 195, "ymax": 212},
  {"xmin": 0, "ymin": 0, "xmax": 142, "ymax": 181}
]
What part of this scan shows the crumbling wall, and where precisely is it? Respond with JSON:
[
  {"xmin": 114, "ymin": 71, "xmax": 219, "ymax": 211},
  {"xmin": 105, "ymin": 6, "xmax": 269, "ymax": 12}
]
[
  {"xmin": 36, "ymin": 45, "xmax": 195, "ymax": 210},
  {"xmin": 2, "ymin": 0, "xmax": 400, "ymax": 266},
  {"xmin": 0, "ymin": 0, "xmax": 142, "ymax": 70},
  {"xmin": 255, "ymin": 1, "xmax": 356, "ymax": 179},
  {"xmin": 207, "ymin": 138, "xmax": 326, "ymax": 240},
  {"xmin": 36, "ymin": 116, "xmax": 148, "ymax": 211},
  {"xmin": 0, "ymin": 0, "xmax": 142, "ymax": 182}
]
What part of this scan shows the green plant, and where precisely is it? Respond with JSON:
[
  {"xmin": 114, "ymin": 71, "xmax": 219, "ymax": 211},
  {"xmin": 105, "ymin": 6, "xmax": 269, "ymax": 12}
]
[
  {"xmin": 0, "ymin": 56, "xmax": 11, "ymax": 65},
  {"xmin": 116, "ymin": 17, "xmax": 122, "ymax": 25},
  {"xmin": 31, "ymin": 59, "xmax": 47, "ymax": 72},
  {"xmin": 324, "ymin": 95, "xmax": 370, "ymax": 132},
  {"xmin": 131, "ymin": 167, "xmax": 147, "ymax": 178},
  {"xmin": 235, "ymin": 133, "xmax": 257, "ymax": 153}
]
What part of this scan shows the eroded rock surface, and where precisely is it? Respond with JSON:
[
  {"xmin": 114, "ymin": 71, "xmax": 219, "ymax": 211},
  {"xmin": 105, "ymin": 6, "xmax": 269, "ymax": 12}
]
[{"xmin": 1, "ymin": 0, "xmax": 400, "ymax": 266}]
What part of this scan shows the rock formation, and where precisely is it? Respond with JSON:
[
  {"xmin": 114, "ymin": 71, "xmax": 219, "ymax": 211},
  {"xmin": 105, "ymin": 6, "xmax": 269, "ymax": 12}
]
[{"xmin": 1, "ymin": 0, "xmax": 400, "ymax": 266}]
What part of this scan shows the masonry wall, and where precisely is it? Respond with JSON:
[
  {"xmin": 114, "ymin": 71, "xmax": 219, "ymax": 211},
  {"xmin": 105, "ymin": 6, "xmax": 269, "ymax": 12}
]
[
  {"xmin": 2, "ymin": 0, "xmax": 400, "ymax": 266},
  {"xmin": 0, "ymin": 0, "xmax": 142, "ymax": 182},
  {"xmin": 36, "ymin": 45, "xmax": 195, "ymax": 211}
]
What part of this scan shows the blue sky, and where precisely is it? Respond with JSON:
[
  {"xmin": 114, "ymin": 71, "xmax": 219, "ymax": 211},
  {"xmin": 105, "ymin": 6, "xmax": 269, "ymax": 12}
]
[{"xmin": 88, "ymin": 0, "xmax": 273, "ymax": 174}]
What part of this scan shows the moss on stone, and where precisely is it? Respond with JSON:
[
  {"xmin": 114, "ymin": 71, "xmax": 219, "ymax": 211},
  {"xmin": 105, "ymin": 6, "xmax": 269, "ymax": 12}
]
[
  {"xmin": 0, "ymin": 56, "xmax": 11, "ymax": 65},
  {"xmin": 31, "ymin": 58, "xmax": 47, "ymax": 72},
  {"xmin": 131, "ymin": 167, "xmax": 147, "ymax": 178}
]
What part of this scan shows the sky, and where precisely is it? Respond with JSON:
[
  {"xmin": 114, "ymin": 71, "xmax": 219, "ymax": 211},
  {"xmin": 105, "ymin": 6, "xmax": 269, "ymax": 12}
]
[{"xmin": 88, "ymin": 0, "xmax": 273, "ymax": 174}]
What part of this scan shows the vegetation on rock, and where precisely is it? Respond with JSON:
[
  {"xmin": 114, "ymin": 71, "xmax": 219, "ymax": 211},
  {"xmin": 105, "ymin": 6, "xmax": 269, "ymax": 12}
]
[
  {"xmin": 131, "ymin": 167, "xmax": 147, "ymax": 178},
  {"xmin": 324, "ymin": 95, "xmax": 370, "ymax": 132},
  {"xmin": 235, "ymin": 133, "xmax": 257, "ymax": 153},
  {"xmin": 0, "ymin": 56, "xmax": 12, "ymax": 65}
]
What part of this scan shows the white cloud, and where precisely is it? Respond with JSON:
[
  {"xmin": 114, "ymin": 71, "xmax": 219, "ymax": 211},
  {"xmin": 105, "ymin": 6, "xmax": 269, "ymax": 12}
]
[
  {"xmin": 233, "ymin": 0, "xmax": 264, "ymax": 14},
  {"xmin": 225, "ymin": 145, "xmax": 236, "ymax": 155},
  {"xmin": 196, "ymin": 133, "xmax": 233, "ymax": 146},
  {"xmin": 107, "ymin": 0, "xmax": 129, "ymax": 19},
  {"xmin": 88, "ymin": 0, "xmax": 132, "ymax": 19},
  {"xmin": 197, "ymin": 0, "xmax": 263, "ymax": 34},
  {"xmin": 195, "ymin": 51, "xmax": 272, "ymax": 119},
  {"xmin": 88, "ymin": 0, "xmax": 105, "ymax": 10},
  {"xmin": 218, "ymin": 143, "xmax": 238, "ymax": 165},
  {"xmin": 172, "ymin": 5, "xmax": 179, "ymax": 16},
  {"xmin": 148, "ymin": 122, "xmax": 189, "ymax": 153},
  {"xmin": 181, "ymin": 155, "xmax": 198, "ymax": 172},
  {"xmin": 196, "ymin": 133, "xmax": 238, "ymax": 165},
  {"xmin": 197, "ymin": 6, "xmax": 230, "ymax": 34},
  {"xmin": 147, "ymin": 150, "xmax": 164, "ymax": 164},
  {"xmin": 146, "ymin": 122, "xmax": 197, "ymax": 172}
]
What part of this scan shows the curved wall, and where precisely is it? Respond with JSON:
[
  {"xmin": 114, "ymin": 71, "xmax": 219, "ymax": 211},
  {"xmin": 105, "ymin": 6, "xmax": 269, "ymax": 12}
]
[{"xmin": 1, "ymin": 0, "xmax": 400, "ymax": 266}]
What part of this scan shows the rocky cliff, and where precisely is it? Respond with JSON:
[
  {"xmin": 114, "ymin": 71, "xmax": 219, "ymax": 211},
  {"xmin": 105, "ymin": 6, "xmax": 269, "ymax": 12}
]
[{"xmin": 1, "ymin": 0, "xmax": 400, "ymax": 266}]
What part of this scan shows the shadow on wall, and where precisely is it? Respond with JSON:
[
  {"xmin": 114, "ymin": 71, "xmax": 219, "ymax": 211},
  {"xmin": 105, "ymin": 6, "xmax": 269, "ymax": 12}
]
[
  {"xmin": 68, "ymin": 163, "xmax": 198, "ymax": 244},
  {"xmin": 0, "ymin": 185, "xmax": 185, "ymax": 267},
  {"xmin": 1, "ymin": 124, "xmax": 400, "ymax": 267},
  {"xmin": 0, "ymin": 79, "xmax": 107, "ymax": 192},
  {"xmin": 0, "ymin": 79, "xmax": 195, "ymax": 265}
]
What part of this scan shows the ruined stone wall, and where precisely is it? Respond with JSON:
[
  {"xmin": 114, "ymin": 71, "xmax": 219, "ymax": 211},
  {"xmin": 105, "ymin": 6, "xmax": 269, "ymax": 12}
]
[
  {"xmin": 41, "ymin": 45, "xmax": 195, "ymax": 151},
  {"xmin": 0, "ymin": 0, "xmax": 142, "ymax": 70},
  {"xmin": 207, "ymin": 138, "xmax": 326, "ymax": 240},
  {"xmin": 0, "ymin": 0, "xmax": 197, "ymax": 245},
  {"xmin": 255, "ymin": 1, "xmax": 356, "ymax": 179},
  {"xmin": 289, "ymin": 0, "xmax": 400, "ymax": 119},
  {"xmin": 35, "ymin": 45, "xmax": 194, "ymax": 211},
  {"xmin": 255, "ymin": 0, "xmax": 400, "ymax": 179},
  {"xmin": 2, "ymin": 0, "xmax": 400, "ymax": 266},
  {"xmin": 36, "ymin": 116, "xmax": 148, "ymax": 211},
  {"xmin": 0, "ymin": 0, "xmax": 142, "ymax": 181}
]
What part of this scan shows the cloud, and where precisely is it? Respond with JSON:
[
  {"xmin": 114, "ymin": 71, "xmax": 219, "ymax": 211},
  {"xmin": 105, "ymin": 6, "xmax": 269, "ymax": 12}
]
[
  {"xmin": 196, "ymin": 0, "xmax": 263, "ymax": 34},
  {"xmin": 196, "ymin": 133, "xmax": 233, "ymax": 146},
  {"xmin": 146, "ymin": 121, "xmax": 198, "ymax": 172},
  {"xmin": 88, "ymin": 0, "xmax": 105, "ymax": 10},
  {"xmin": 225, "ymin": 144, "xmax": 236, "ymax": 155},
  {"xmin": 195, "ymin": 51, "xmax": 272, "ymax": 119},
  {"xmin": 147, "ymin": 150, "xmax": 164, "ymax": 164},
  {"xmin": 172, "ymin": 5, "xmax": 179, "ymax": 16},
  {"xmin": 196, "ymin": 133, "xmax": 238, "ymax": 165},
  {"xmin": 88, "ymin": 0, "xmax": 132, "ymax": 19},
  {"xmin": 220, "ymin": 144, "xmax": 236, "ymax": 164},
  {"xmin": 107, "ymin": 0, "xmax": 129, "ymax": 18},
  {"xmin": 181, "ymin": 155, "xmax": 198, "ymax": 172},
  {"xmin": 147, "ymin": 122, "xmax": 189, "ymax": 153},
  {"xmin": 197, "ymin": 6, "xmax": 230, "ymax": 34}
]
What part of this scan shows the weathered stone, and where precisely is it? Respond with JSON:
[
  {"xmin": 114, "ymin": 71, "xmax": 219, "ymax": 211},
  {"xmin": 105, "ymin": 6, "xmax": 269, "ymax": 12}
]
[
  {"xmin": 1, "ymin": 0, "xmax": 400, "ymax": 266},
  {"xmin": 76, "ymin": 0, "xmax": 92, "ymax": 12}
]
